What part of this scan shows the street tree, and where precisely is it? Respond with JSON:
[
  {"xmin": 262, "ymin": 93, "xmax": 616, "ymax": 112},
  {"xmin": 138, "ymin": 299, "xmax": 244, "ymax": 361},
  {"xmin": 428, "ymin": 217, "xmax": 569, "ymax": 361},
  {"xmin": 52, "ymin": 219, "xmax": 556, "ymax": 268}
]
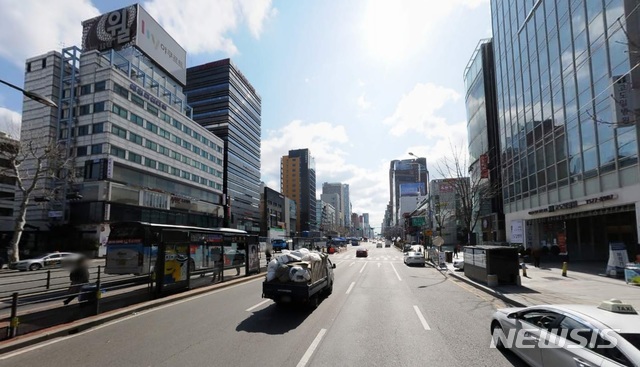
[
  {"xmin": 435, "ymin": 143, "xmax": 500, "ymax": 245},
  {"xmin": 0, "ymin": 132, "xmax": 69, "ymax": 262}
]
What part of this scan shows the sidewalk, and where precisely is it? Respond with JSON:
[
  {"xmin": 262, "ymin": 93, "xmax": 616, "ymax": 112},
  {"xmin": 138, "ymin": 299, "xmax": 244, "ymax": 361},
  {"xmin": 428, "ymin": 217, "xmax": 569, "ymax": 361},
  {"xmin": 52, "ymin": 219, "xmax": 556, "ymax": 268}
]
[{"xmin": 434, "ymin": 254, "xmax": 640, "ymax": 309}]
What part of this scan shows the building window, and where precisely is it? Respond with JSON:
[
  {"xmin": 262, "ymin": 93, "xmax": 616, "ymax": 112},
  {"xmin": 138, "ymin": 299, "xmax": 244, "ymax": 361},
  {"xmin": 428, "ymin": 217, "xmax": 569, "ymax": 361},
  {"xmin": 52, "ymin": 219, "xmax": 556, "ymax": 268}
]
[
  {"xmin": 112, "ymin": 103, "xmax": 127, "ymax": 119},
  {"xmin": 42, "ymin": 58, "xmax": 46, "ymax": 68},
  {"xmin": 146, "ymin": 121, "xmax": 158, "ymax": 134},
  {"xmin": 128, "ymin": 152, "xmax": 142, "ymax": 164},
  {"xmin": 171, "ymin": 151, "xmax": 182, "ymax": 161},
  {"xmin": 114, "ymin": 83, "xmax": 129, "ymax": 99},
  {"xmin": 91, "ymin": 144, "xmax": 103, "ymax": 154},
  {"xmin": 172, "ymin": 119, "xmax": 182, "ymax": 130},
  {"xmin": 181, "ymin": 171, "xmax": 190, "ymax": 179},
  {"xmin": 170, "ymin": 135, "xmax": 182, "ymax": 145},
  {"xmin": 111, "ymin": 124, "xmax": 127, "ymax": 139},
  {"xmin": 145, "ymin": 139, "xmax": 158, "ymax": 151},
  {"xmin": 79, "ymin": 104, "xmax": 91, "ymax": 116},
  {"xmin": 193, "ymin": 146, "xmax": 200, "ymax": 155},
  {"xmin": 80, "ymin": 84, "xmax": 92, "ymax": 95},
  {"xmin": 191, "ymin": 174, "xmax": 199, "ymax": 183},
  {"xmin": 160, "ymin": 111, "xmax": 171, "ymax": 123},
  {"xmin": 145, "ymin": 157, "xmax": 157, "ymax": 169},
  {"xmin": 110, "ymin": 145, "xmax": 126, "ymax": 158},
  {"xmin": 131, "ymin": 94, "xmax": 144, "ymax": 108},
  {"xmin": 182, "ymin": 141, "xmax": 192, "ymax": 150},
  {"xmin": 146, "ymin": 104, "xmax": 158, "ymax": 116},
  {"xmin": 76, "ymin": 146, "xmax": 88, "ymax": 156},
  {"xmin": 94, "ymin": 81, "xmax": 106, "ymax": 92},
  {"xmin": 128, "ymin": 132, "xmax": 143, "ymax": 145},
  {"xmin": 92, "ymin": 122, "xmax": 104, "ymax": 134},
  {"xmin": 129, "ymin": 112, "xmax": 144, "ymax": 127},
  {"xmin": 158, "ymin": 128, "xmax": 170, "ymax": 139},
  {"xmin": 158, "ymin": 162, "xmax": 169, "ymax": 173},
  {"xmin": 77, "ymin": 125, "xmax": 89, "ymax": 136},
  {"xmin": 158, "ymin": 145, "xmax": 170, "ymax": 156},
  {"xmin": 171, "ymin": 167, "xmax": 180, "ymax": 176},
  {"xmin": 93, "ymin": 101, "xmax": 106, "ymax": 113}
]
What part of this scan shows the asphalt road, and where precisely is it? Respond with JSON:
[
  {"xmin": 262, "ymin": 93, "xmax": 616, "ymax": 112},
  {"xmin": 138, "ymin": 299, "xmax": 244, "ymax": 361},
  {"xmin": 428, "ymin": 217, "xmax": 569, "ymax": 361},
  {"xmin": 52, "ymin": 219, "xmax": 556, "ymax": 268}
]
[{"xmin": 0, "ymin": 242, "xmax": 527, "ymax": 366}]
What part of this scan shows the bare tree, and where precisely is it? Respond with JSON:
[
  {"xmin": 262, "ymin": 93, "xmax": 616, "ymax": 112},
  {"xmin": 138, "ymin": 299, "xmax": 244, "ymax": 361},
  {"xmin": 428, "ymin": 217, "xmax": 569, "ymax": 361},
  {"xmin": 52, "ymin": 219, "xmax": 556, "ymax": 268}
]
[
  {"xmin": 0, "ymin": 135, "xmax": 68, "ymax": 262},
  {"xmin": 435, "ymin": 143, "xmax": 500, "ymax": 245}
]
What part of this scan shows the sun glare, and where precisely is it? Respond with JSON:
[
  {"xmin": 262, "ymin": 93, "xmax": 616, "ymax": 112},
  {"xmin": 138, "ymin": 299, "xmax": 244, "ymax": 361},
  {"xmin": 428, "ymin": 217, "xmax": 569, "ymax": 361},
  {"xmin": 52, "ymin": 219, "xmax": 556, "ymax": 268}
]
[{"xmin": 362, "ymin": 0, "xmax": 414, "ymax": 65}]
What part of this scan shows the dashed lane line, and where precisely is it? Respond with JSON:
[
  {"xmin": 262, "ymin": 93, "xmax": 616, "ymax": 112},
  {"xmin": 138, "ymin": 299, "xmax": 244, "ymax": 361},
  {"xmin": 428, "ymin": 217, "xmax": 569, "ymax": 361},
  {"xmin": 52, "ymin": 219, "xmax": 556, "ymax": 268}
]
[
  {"xmin": 296, "ymin": 328, "xmax": 327, "ymax": 367},
  {"xmin": 346, "ymin": 281, "xmax": 356, "ymax": 294}
]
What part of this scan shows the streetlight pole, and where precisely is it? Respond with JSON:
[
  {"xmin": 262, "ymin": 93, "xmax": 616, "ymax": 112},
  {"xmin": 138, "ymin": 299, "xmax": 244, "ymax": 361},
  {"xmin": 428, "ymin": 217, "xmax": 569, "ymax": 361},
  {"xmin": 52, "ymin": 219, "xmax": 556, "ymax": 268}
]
[{"xmin": 0, "ymin": 79, "xmax": 58, "ymax": 108}]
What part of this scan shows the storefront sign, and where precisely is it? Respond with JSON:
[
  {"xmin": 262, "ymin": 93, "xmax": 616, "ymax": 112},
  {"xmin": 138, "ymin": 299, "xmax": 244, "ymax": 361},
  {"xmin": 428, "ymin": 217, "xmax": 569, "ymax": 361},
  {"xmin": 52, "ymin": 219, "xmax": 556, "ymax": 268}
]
[
  {"xmin": 130, "ymin": 82, "xmax": 167, "ymax": 110},
  {"xmin": 612, "ymin": 75, "xmax": 632, "ymax": 127},
  {"xmin": 528, "ymin": 194, "xmax": 619, "ymax": 215},
  {"xmin": 510, "ymin": 220, "xmax": 524, "ymax": 244}
]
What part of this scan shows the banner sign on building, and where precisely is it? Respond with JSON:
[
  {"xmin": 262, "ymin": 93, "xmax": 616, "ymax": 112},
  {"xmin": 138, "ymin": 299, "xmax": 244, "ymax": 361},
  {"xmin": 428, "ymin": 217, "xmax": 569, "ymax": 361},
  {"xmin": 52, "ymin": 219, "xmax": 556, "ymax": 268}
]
[
  {"xmin": 400, "ymin": 182, "xmax": 425, "ymax": 197},
  {"xmin": 612, "ymin": 75, "xmax": 633, "ymax": 127},
  {"xmin": 82, "ymin": 5, "xmax": 187, "ymax": 85},
  {"xmin": 480, "ymin": 154, "xmax": 489, "ymax": 178},
  {"xmin": 510, "ymin": 219, "xmax": 524, "ymax": 243}
]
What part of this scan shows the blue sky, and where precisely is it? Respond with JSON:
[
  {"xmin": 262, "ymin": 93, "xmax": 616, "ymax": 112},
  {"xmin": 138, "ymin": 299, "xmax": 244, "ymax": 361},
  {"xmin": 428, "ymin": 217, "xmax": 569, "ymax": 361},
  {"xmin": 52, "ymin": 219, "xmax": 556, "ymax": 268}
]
[{"xmin": 0, "ymin": 0, "xmax": 491, "ymax": 228}]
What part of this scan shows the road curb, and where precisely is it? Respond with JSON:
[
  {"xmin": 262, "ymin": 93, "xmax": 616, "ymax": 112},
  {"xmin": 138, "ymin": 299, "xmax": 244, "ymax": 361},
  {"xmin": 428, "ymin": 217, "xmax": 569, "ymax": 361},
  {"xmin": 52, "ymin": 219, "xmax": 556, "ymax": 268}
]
[
  {"xmin": 0, "ymin": 272, "xmax": 266, "ymax": 356},
  {"xmin": 425, "ymin": 261, "xmax": 528, "ymax": 308}
]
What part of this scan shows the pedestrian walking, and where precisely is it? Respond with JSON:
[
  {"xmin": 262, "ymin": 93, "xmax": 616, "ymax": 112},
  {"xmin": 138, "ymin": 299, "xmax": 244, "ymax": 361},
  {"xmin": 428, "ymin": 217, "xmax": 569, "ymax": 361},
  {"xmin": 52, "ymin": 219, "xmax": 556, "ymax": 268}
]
[
  {"xmin": 63, "ymin": 257, "xmax": 89, "ymax": 305},
  {"xmin": 265, "ymin": 249, "xmax": 272, "ymax": 263},
  {"xmin": 454, "ymin": 244, "xmax": 460, "ymax": 259},
  {"xmin": 533, "ymin": 245, "xmax": 541, "ymax": 268},
  {"xmin": 212, "ymin": 248, "xmax": 223, "ymax": 283}
]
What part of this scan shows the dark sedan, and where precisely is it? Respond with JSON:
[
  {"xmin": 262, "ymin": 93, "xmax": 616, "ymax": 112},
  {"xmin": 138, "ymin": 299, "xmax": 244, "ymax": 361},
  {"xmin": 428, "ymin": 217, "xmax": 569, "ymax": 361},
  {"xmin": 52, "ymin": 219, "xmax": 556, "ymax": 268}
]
[{"xmin": 356, "ymin": 247, "xmax": 368, "ymax": 258}]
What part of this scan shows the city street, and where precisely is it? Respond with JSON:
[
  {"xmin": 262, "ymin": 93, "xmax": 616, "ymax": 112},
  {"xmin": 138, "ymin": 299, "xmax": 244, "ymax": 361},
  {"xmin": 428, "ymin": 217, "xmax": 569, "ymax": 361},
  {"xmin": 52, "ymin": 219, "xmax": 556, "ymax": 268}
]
[{"xmin": 0, "ymin": 242, "xmax": 526, "ymax": 366}]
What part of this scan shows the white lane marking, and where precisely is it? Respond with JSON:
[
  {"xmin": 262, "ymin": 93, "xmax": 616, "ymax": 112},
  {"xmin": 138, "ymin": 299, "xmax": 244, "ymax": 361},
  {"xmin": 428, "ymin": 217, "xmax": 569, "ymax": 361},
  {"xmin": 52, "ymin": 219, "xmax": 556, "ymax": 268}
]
[
  {"xmin": 245, "ymin": 299, "xmax": 270, "ymax": 312},
  {"xmin": 296, "ymin": 328, "xmax": 327, "ymax": 367},
  {"xmin": 377, "ymin": 263, "xmax": 381, "ymax": 268},
  {"xmin": 389, "ymin": 263, "xmax": 402, "ymax": 281},
  {"xmin": 413, "ymin": 305, "xmax": 431, "ymax": 330},
  {"xmin": 349, "ymin": 262, "xmax": 355, "ymax": 267},
  {"xmin": 345, "ymin": 281, "xmax": 355, "ymax": 294},
  {"xmin": 0, "ymin": 278, "xmax": 263, "ymax": 360},
  {"xmin": 334, "ymin": 261, "xmax": 342, "ymax": 266},
  {"xmin": 360, "ymin": 262, "xmax": 367, "ymax": 273}
]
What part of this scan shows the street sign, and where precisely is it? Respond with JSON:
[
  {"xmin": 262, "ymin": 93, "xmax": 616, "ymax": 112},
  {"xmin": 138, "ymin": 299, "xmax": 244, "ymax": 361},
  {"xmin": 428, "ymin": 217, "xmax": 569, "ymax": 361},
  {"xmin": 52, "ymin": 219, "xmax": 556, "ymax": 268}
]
[{"xmin": 425, "ymin": 230, "xmax": 433, "ymax": 236}]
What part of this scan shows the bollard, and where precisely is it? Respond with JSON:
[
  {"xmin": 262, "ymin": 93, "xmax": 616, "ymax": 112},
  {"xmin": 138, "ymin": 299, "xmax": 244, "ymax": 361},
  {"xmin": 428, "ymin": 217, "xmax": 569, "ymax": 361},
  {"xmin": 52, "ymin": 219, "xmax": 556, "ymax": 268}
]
[
  {"xmin": 46, "ymin": 270, "xmax": 51, "ymax": 290},
  {"xmin": 95, "ymin": 266, "xmax": 102, "ymax": 315},
  {"xmin": 7, "ymin": 292, "xmax": 19, "ymax": 339},
  {"xmin": 522, "ymin": 263, "xmax": 528, "ymax": 277},
  {"xmin": 562, "ymin": 262, "xmax": 568, "ymax": 277}
]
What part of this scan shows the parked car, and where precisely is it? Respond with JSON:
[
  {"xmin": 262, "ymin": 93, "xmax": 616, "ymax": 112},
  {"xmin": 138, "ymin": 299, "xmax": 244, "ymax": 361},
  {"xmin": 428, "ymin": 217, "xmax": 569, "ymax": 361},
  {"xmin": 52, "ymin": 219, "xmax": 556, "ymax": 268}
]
[
  {"xmin": 376, "ymin": 242, "xmax": 382, "ymax": 248},
  {"xmin": 11, "ymin": 252, "xmax": 85, "ymax": 271},
  {"xmin": 490, "ymin": 299, "xmax": 640, "ymax": 366},
  {"xmin": 403, "ymin": 251, "xmax": 425, "ymax": 266},
  {"xmin": 385, "ymin": 242, "xmax": 391, "ymax": 248},
  {"xmin": 271, "ymin": 239, "xmax": 288, "ymax": 252},
  {"xmin": 356, "ymin": 247, "xmax": 368, "ymax": 258}
]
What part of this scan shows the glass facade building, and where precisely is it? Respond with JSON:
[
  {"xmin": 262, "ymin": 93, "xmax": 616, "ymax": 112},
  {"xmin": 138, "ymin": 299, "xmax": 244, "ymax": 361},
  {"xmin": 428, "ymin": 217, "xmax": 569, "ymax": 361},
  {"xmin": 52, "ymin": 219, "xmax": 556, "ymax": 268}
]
[
  {"xmin": 491, "ymin": 0, "xmax": 640, "ymax": 260},
  {"xmin": 464, "ymin": 38, "xmax": 505, "ymax": 244},
  {"xmin": 185, "ymin": 59, "xmax": 262, "ymax": 234}
]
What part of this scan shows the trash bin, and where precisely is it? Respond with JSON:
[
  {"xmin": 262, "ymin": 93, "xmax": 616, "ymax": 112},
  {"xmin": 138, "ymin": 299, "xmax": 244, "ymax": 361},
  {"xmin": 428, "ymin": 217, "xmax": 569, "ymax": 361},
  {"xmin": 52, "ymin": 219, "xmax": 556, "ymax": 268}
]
[{"xmin": 445, "ymin": 251, "xmax": 453, "ymax": 263}]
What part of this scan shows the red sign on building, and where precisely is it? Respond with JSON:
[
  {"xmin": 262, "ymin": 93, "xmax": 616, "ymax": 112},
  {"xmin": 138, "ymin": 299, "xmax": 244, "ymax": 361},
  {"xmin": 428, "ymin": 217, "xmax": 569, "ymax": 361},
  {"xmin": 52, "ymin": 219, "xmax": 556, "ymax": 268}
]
[{"xmin": 480, "ymin": 154, "xmax": 489, "ymax": 178}]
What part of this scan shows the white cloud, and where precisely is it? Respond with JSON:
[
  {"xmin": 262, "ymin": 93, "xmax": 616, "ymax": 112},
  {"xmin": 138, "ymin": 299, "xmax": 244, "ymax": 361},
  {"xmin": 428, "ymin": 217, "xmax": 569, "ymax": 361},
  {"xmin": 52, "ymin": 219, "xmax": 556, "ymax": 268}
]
[
  {"xmin": 383, "ymin": 82, "xmax": 461, "ymax": 138},
  {"xmin": 357, "ymin": 94, "xmax": 371, "ymax": 110},
  {"xmin": 143, "ymin": 0, "xmax": 276, "ymax": 56},
  {"xmin": 0, "ymin": 107, "xmax": 22, "ymax": 138},
  {"xmin": 0, "ymin": 0, "xmax": 99, "ymax": 67}
]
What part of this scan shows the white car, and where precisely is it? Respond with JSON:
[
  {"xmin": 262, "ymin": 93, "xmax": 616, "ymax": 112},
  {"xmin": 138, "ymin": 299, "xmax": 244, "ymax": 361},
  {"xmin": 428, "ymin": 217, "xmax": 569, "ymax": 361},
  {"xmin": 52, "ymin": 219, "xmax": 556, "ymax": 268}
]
[
  {"xmin": 11, "ymin": 252, "xmax": 85, "ymax": 271},
  {"xmin": 490, "ymin": 299, "xmax": 640, "ymax": 367},
  {"xmin": 404, "ymin": 251, "xmax": 425, "ymax": 266},
  {"xmin": 453, "ymin": 258, "xmax": 464, "ymax": 270}
]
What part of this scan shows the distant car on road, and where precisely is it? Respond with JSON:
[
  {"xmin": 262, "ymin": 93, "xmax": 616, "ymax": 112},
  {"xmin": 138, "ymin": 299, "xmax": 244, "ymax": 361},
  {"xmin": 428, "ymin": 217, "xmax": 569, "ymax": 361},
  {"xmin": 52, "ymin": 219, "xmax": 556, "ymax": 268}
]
[
  {"xmin": 271, "ymin": 239, "xmax": 288, "ymax": 252},
  {"xmin": 403, "ymin": 251, "xmax": 425, "ymax": 266},
  {"xmin": 356, "ymin": 247, "xmax": 368, "ymax": 258},
  {"xmin": 11, "ymin": 252, "xmax": 85, "ymax": 271},
  {"xmin": 385, "ymin": 242, "xmax": 391, "ymax": 248},
  {"xmin": 376, "ymin": 242, "xmax": 382, "ymax": 248},
  {"xmin": 490, "ymin": 299, "xmax": 640, "ymax": 367}
]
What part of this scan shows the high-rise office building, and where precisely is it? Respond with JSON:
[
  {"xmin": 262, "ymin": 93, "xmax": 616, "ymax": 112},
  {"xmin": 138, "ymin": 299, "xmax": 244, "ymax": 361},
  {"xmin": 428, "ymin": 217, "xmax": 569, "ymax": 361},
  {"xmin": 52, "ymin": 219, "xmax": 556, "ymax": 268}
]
[
  {"xmin": 320, "ymin": 192, "xmax": 342, "ymax": 226},
  {"xmin": 281, "ymin": 149, "xmax": 316, "ymax": 232},
  {"xmin": 343, "ymin": 184, "xmax": 351, "ymax": 228},
  {"xmin": 388, "ymin": 158, "xmax": 428, "ymax": 226},
  {"xmin": 492, "ymin": 0, "xmax": 640, "ymax": 260},
  {"xmin": 322, "ymin": 183, "xmax": 347, "ymax": 227},
  {"xmin": 16, "ymin": 5, "xmax": 226, "ymax": 252},
  {"xmin": 185, "ymin": 58, "xmax": 261, "ymax": 234},
  {"xmin": 464, "ymin": 38, "xmax": 505, "ymax": 244}
]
